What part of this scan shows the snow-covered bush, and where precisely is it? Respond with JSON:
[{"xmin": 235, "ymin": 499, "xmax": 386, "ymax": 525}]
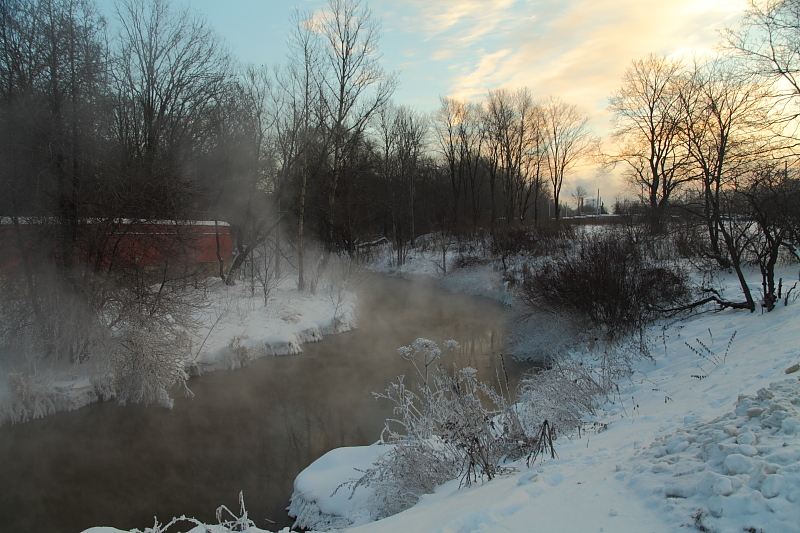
[
  {"xmin": 520, "ymin": 229, "xmax": 690, "ymax": 342},
  {"xmin": 0, "ymin": 231, "xmax": 211, "ymax": 413},
  {"xmin": 347, "ymin": 339, "xmax": 534, "ymax": 520},
  {"xmin": 347, "ymin": 435, "xmax": 462, "ymax": 520},
  {"xmin": 225, "ymin": 335, "xmax": 253, "ymax": 369},
  {"xmin": 0, "ymin": 267, "xmax": 108, "ymax": 366},
  {"xmin": 0, "ymin": 372, "xmax": 57, "ymax": 425},
  {"xmin": 108, "ymin": 315, "xmax": 194, "ymax": 408},
  {"xmin": 432, "ymin": 365, "xmax": 529, "ymax": 484},
  {"xmin": 323, "ymin": 253, "xmax": 366, "ymax": 329},
  {"xmin": 506, "ymin": 308, "xmax": 587, "ymax": 362},
  {"xmin": 491, "ymin": 223, "xmax": 579, "ymax": 261},
  {"xmin": 125, "ymin": 491, "xmax": 257, "ymax": 533},
  {"xmin": 250, "ymin": 239, "xmax": 285, "ymax": 307},
  {"xmin": 516, "ymin": 357, "xmax": 606, "ymax": 437},
  {"xmin": 302, "ymin": 244, "xmax": 329, "ymax": 294}
]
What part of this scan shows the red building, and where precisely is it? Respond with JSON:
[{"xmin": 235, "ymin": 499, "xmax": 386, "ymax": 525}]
[{"xmin": 0, "ymin": 219, "xmax": 233, "ymax": 274}]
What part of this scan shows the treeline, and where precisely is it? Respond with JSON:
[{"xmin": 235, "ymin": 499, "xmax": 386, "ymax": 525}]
[
  {"xmin": 5, "ymin": 0, "xmax": 800, "ymax": 377},
  {"xmin": 605, "ymin": 1, "xmax": 800, "ymax": 313},
  {"xmin": 0, "ymin": 0, "xmax": 605, "ymax": 289},
  {"xmin": 0, "ymin": 0, "xmax": 595, "ymax": 403},
  {"xmin": 9, "ymin": 0, "xmax": 800, "ymax": 285}
]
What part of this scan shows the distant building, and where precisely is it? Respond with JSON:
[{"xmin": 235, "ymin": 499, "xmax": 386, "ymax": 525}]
[{"xmin": 0, "ymin": 219, "xmax": 233, "ymax": 274}]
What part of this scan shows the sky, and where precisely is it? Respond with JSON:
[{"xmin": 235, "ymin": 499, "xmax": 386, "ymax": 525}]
[{"xmin": 97, "ymin": 0, "xmax": 751, "ymax": 200}]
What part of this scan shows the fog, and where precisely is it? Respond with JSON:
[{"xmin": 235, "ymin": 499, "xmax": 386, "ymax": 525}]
[{"xmin": 0, "ymin": 276, "xmax": 533, "ymax": 532}]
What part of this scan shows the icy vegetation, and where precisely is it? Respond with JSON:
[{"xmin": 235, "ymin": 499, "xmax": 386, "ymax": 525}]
[
  {"xmin": 83, "ymin": 492, "xmax": 275, "ymax": 533},
  {"xmin": 288, "ymin": 339, "xmax": 537, "ymax": 530},
  {"xmin": 282, "ymin": 265, "xmax": 800, "ymax": 533},
  {"xmin": 66, "ymin": 223, "xmax": 800, "ymax": 533},
  {"xmin": 0, "ymin": 276, "xmax": 357, "ymax": 425},
  {"xmin": 6, "ymin": 0, "xmax": 800, "ymax": 528},
  {"xmin": 275, "ymin": 228, "xmax": 799, "ymax": 533},
  {"xmin": 74, "ymin": 235, "xmax": 800, "ymax": 533}
]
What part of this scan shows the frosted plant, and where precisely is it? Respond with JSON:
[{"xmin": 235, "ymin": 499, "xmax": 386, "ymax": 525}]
[
  {"xmin": 109, "ymin": 315, "xmax": 193, "ymax": 408},
  {"xmin": 226, "ymin": 335, "xmax": 253, "ymax": 369},
  {"xmin": 0, "ymin": 372, "xmax": 57, "ymax": 425},
  {"xmin": 396, "ymin": 337, "xmax": 458, "ymax": 389},
  {"xmin": 349, "ymin": 339, "xmax": 535, "ymax": 520},
  {"xmin": 516, "ymin": 357, "xmax": 605, "ymax": 437},
  {"xmin": 129, "ymin": 491, "xmax": 256, "ymax": 532},
  {"xmin": 323, "ymin": 253, "xmax": 367, "ymax": 329}
]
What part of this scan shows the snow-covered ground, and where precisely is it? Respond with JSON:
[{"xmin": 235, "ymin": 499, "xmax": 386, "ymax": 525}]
[
  {"xmin": 368, "ymin": 239, "xmax": 516, "ymax": 305},
  {"xmin": 189, "ymin": 278, "xmax": 357, "ymax": 371},
  {"xmin": 279, "ymin": 261, "xmax": 800, "ymax": 533},
  {"xmin": 57, "ymin": 242, "xmax": 800, "ymax": 533},
  {"xmin": 0, "ymin": 276, "xmax": 356, "ymax": 424}
]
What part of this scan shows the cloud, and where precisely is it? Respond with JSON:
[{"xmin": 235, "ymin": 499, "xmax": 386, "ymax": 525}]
[
  {"xmin": 381, "ymin": 0, "xmax": 747, "ymax": 110},
  {"xmin": 431, "ymin": 49, "xmax": 455, "ymax": 61},
  {"xmin": 404, "ymin": 0, "xmax": 519, "ymax": 39},
  {"xmin": 374, "ymin": 0, "xmax": 750, "ymax": 198}
]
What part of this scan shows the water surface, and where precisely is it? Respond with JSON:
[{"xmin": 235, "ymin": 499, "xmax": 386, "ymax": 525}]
[{"xmin": 0, "ymin": 276, "xmax": 532, "ymax": 532}]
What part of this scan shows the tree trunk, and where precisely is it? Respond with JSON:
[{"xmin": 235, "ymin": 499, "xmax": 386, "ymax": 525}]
[
  {"xmin": 225, "ymin": 217, "xmax": 282, "ymax": 286},
  {"xmin": 298, "ymin": 168, "xmax": 307, "ymax": 292},
  {"xmin": 214, "ymin": 219, "xmax": 225, "ymax": 279}
]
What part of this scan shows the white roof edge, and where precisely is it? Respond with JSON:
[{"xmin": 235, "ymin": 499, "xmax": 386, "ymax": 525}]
[{"xmin": 0, "ymin": 217, "xmax": 230, "ymax": 227}]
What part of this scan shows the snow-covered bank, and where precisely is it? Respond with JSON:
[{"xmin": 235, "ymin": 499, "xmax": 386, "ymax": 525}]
[
  {"xmin": 0, "ymin": 276, "xmax": 356, "ymax": 425},
  {"xmin": 285, "ymin": 265, "xmax": 800, "ymax": 533},
  {"xmin": 368, "ymin": 240, "xmax": 515, "ymax": 305},
  {"xmin": 288, "ymin": 445, "xmax": 395, "ymax": 530},
  {"xmin": 72, "ymin": 257, "xmax": 799, "ymax": 533},
  {"xmin": 190, "ymin": 279, "xmax": 357, "ymax": 372}
]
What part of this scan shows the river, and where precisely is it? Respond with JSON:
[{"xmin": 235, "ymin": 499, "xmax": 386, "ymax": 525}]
[{"xmin": 0, "ymin": 276, "xmax": 533, "ymax": 532}]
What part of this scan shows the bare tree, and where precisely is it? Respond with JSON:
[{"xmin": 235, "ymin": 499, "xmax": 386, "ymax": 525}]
[
  {"xmin": 737, "ymin": 163, "xmax": 800, "ymax": 310},
  {"xmin": 112, "ymin": 0, "xmax": 230, "ymax": 195},
  {"xmin": 726, "ymin": 0, "xmax": 800, "ymax": 110},
  {"xmin": 540, "ymin": 97, "xmax": 596, "ymax": 222},
  {"xmin": 680, "ymin": 59, "xmax": 773, "ymax": 270},
  {"xmin": 217, "ymin": 65, "xmax": 281, "ymax": 285},
  {"xmin": 0, "ymin": 0, "xmax": 214, "ymax": 405},
  {"xmin": 374, "ymin": 103, "xmax": 400, "ymax": 257},
  {"xmin": 608, "ymin": 54, "xmax": 692, "ymax": 231},
  {"xmin": 374, "ymin": 103, "xmax": 427, "ymax": 265},
  {"xmin": 393, "ymin": 105, "xmax": 427, "ymax": 247},
  {"xmin": 434, "ymin": 96, "xmax": 483, "ymax": 227},
  {"xmin": 571, "ymin": 185, "xmax": 588, "ymax": 214},
  {"xmin": 282, "ymin": 7, "xmax": 328, "ymax": 291},
  {"xmin": 316, "ymin": 0, "xmax": 397, "ymax": 251},
  {"xmin": 484, "ymin": 88, "xmax": 544, "ymax": 224},
  {"xmin": 0, "ymin": 0, "xmax": 112, "ymax": 359}
]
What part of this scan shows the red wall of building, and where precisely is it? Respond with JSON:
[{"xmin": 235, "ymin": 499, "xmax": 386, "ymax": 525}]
[{"xmin": 0, "ymin": 220, "xmax": 233, "ymax": 274}]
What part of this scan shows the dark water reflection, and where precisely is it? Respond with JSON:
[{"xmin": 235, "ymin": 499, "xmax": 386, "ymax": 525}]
[{"xmin": 0, "ymin": 276, "xmax": 532, "ymax": 533}]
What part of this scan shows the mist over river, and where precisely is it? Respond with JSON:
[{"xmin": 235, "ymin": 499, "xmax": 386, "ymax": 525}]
[{"xmin": 0, "ymin": 276, "xmax": 533, "ymax": 532}]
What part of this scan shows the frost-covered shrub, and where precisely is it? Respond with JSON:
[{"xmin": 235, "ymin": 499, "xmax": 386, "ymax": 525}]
[
  {"xmin": 109, "ymin": 316, "xmax": 193, "ymax": 408},
  {"xmin": 507, "ymin": 309, "xmax": 587, "ymax": 362},
  {"xmin": 432, "ymin": 366, "xmax": 529, "ymax": 485},
  {"xmin": 248, "ymin": 239, "xmax": 284, "ymax": 307},
  {"xmin": 349, "ymin": 339, "xmax": 535, "ymax": 519},
  {"xmin": 516, "ymin": 358, "xmax": 606, "ymax": 437},
  {"xmin": 323, "ymin": 253, "xmax": 365, "ymax": 329},
  {"xmin": 0, "ymin": 372, "xmax": 57, "ymax": 425},
  {"xmin": 349, "ymin": 437, "xmax": 462, "ymax": 520},
  {"xmin": 0, "ymin": 270, "xmax": 109, "ymax": 366},
  {"xmin": 491, "ymin": 227, "xmax": 538, "ymax": 256},
  {"xmin": 128, "ymin": 491, "xmax": 255, "ymax": 533},
  {"xmin": 453, "ymin": 253, "xmax": 486, "ymax": 269},
  {"xmin": 226, "ymin": 335, "xmax": 253, "ymax": 369}
]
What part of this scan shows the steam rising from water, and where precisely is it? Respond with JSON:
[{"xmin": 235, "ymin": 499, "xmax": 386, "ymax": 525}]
[{"xmin": 0, "ymin": 276, "xmax": 532, "ymax": 531}]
